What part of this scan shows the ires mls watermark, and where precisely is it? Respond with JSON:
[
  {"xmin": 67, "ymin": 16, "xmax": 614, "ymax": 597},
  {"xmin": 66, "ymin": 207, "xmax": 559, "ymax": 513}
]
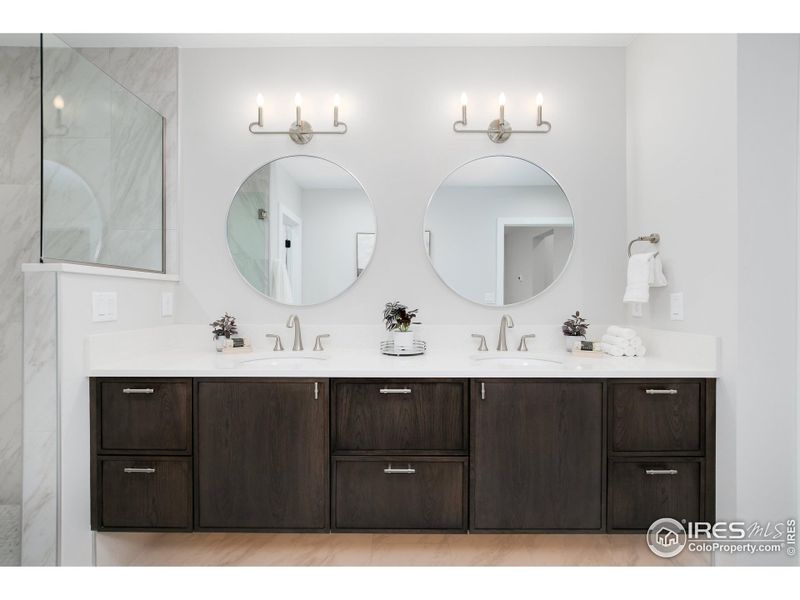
[{"xmin": 646, "ymin": 517, "xmax": 797, "ymax": 558}]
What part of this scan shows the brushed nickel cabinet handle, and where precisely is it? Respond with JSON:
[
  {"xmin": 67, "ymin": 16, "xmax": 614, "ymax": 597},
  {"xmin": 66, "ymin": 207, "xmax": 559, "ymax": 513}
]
[
  {"xmin": 645, "ymin": 389, "xmax": 678, "ymax": 395},
  {"xmin": 645, "ymin": 468, "xmax": 678, "ymax": 476},
  {"xmin": 481, "ymin": 382, "xmax": 486, "ymax": 400},
  {"xmin": 379, "ymin": 388, "xmax": 412, "ymax": 394},
  {"xmin": 384, "ymin": 464, "xmax": 416, "ymax": 474},
  {"xmin": 123, "ymin": 467, "xmax": 156, "ymax": 474},
  {"xmin": 122, "ymin": 388, "xmax": 155, "ymax": 394}
]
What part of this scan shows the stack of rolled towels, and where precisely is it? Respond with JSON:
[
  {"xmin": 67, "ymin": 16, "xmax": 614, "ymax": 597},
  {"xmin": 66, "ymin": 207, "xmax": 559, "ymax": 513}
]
[{"xmin": 600, "ymin": 325, "xmax": 646, "ymax": 357}]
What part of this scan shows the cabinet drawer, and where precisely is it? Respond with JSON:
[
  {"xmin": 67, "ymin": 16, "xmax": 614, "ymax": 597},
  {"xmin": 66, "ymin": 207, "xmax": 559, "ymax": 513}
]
[
  {"xmin": 610, "ymin": 382, "xmax": 703, "ymax": 453},
  {"xmin": 608, "ymin": 460, "xmax": 703, "ymax": 531},
  {"xmin": 333, "ymin": 456, "xmax": 467, "ymax": 531},
  {"xmin": 99, "ymin": 380, "xmax": 191, "ymax": 453},
  {"xmin": 333, "ymin": 380, "xmax": 467, "ymax": 452},
  {"xmin": 99, "ymin": 457, "xmax": 192, "ymax": 530}
]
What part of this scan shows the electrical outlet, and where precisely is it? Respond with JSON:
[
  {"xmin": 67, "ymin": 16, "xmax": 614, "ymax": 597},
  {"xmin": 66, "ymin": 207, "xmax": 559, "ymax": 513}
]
[
  {"xmin": 161, "ymin": 292, "xmax": 174, "ymax": 317},
  {"xmin": 631, "ymin": 303, "xmax": 643, "ymax": 318},
  {"xmin": 92, "ymin": 292, "xmax": 117, "ymax": 322},
  {"xmin": 670, "ymin": 292, "xmax": 684, "ymax": 321}
]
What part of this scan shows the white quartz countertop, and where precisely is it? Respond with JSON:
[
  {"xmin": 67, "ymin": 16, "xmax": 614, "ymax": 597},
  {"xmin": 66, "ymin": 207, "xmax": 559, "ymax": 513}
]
[{"xmin": 88, "ymin": 348, "xmax": 716, "ymax": 379}]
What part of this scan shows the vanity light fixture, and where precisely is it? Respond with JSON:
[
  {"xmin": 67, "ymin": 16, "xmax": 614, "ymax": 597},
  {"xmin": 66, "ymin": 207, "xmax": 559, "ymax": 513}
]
[
  {"xmin": 453, "ymin": 91, "xmax": 551, "ymax": 143},
  {"xmin": 248, "ymin": 92, "xmax": 348, "ymax": 144}
]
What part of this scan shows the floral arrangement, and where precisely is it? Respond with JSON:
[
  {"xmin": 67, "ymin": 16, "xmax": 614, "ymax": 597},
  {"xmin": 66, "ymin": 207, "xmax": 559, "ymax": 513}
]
[
  {"xmin": 383, "ymin": 302, "xmax": 419, "ymax": 332},
  {"xmin": 210, "ymin": 313, "xmax": 238, "ymax": 339},
  {"xmin": 562, "ymin": 310, "xmax": 589, "ymax": 337}
]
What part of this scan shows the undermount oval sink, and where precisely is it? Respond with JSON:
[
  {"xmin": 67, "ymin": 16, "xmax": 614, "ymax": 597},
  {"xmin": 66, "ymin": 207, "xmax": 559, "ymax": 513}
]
[
  {"xmin": 237, "ymin": 353, "xmax": 330, "ymax": 367},
  {"xmin": 470, "ymin": 354, "xmax": 563, "ymax": 368}
]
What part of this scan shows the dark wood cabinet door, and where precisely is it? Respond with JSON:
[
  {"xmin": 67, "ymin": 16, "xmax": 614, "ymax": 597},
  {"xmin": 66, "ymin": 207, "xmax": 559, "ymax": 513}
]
[
  {"xmin": 471, "ymin": 380, "xmax": 604, "ymax": 531},
  {"xmin": 194, "ymin": 379, "xmax": 329, "ymax": 530}
]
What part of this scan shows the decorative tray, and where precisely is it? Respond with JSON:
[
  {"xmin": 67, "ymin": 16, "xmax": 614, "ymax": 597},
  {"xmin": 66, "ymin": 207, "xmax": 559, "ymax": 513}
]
[{"xmin": 380, "ymin": 340, "xmax": 427, "ymax": 356}]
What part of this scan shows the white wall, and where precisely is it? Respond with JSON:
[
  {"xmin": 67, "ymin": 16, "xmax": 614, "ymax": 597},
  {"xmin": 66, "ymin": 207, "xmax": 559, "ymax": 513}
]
[
  {"xmin": 178, "ymin": 47, "xmax": 627, "ymax": 329},
  {"xmin": 735, "ymin": 34, "xmax": 799, "ymax": 565},
  {"xmin": 627, "ymin": 34, "xmax": 800, "ymax": 566}
]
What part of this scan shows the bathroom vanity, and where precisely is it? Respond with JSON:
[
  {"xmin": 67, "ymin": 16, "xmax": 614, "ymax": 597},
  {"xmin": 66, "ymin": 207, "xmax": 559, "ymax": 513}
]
[{"xmin": 89, "ymin": 374, "xmax": 715, "ymax": 534}]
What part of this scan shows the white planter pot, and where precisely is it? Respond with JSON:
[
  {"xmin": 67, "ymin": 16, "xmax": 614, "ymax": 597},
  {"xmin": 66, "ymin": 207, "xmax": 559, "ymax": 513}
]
[
  {"xmin": 564, "ymin": 336, "xmax": 582, "ymax": 352},
  {"xmin": 392, "ymin": 331, "xmax": 415, "ymax": 351},
  {"xmin": 215, "ymin": 336, "xmax": 228, "ymax": 352}
]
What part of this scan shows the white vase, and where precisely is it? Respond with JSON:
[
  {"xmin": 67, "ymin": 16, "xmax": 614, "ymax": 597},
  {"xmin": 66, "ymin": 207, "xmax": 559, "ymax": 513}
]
[
  {"xmin": 215, "ymin": 336, "xmax": 228, "ymax": 352},
  {"xmin": 564, "ymin": 336, "xmax": 582, "ymax": 352},
  {"xmin": 392, "ymin": 330, "xmax": 415, "ymax": 351}
]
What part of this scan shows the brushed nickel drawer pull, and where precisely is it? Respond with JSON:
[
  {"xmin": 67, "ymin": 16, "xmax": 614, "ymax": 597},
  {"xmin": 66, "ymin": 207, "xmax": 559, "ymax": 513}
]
[
  {"xmin": 481, "ymin": 382, "xmax": 486, "ymax": 400},
  {"xmin": 122, "ymin": 388, "xmax": 155, "ymax": 394},
  {"xmin": 645, "ymin": 389, "xmax": 678, "ymax": 395},
  {"xmin": 379, "ymin": 388, "xmax": 412, "ymax": 394},
  {"xmin": 123, "ymin": 467, "xmax": 156, "ymax": 474},
  {"xmin": 384, "ymin": 464, "xmax": 416, "ymax": 474},
  {"xmin": 645, "ymin": 468, "xmax": 678, "ymax": 476}
]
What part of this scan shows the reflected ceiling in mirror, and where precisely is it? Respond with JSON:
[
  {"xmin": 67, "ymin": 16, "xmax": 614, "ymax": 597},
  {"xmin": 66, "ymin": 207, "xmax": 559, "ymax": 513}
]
[
  {"xmin": 227, "ymin": 155, "xmax": 375, "ymax": 305},
  {"xmin": 424, "ymin": 156, "xmax": 574, "ymax": 306}
]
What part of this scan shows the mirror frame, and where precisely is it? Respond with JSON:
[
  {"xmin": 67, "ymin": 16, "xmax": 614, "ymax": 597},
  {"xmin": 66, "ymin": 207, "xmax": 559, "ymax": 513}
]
[
  {"xmin": 423, "ymin": 155, "xmax": 576, "ymax": 307},
  {"xmin": 226, "ymin": 154, "xmax": 377, "ymax": 306}
]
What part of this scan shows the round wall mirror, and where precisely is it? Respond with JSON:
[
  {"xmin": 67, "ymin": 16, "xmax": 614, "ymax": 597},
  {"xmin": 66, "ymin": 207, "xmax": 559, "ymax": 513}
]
[
  {"xmin": 424, "ymin": 156, "xmax": 574, "ymax": 306},
  {"xmin": 227, "ymin": 156, "xmax": 376, "ymax": 305}
]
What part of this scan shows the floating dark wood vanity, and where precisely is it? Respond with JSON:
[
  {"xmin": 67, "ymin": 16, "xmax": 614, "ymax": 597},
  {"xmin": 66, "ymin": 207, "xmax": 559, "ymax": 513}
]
[{"xmin": 89, "ymin": 377, "xmax": 715, "ymax": 533}]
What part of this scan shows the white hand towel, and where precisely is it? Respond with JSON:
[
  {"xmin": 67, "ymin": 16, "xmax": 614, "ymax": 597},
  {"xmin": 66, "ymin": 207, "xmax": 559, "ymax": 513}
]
[
  {"xmin": 649, "ymin": 255, "xmax": 668, "ymax": 287},
  {"xmin": 634, "ymin": 346, "xmax": 647, "ymax": 357},
  {"xmin": 602, "ymin": 334, "xmax": 632, "ymax": 349},
  {"xmin": 629, "ymin": 336, "xmax": 643, "ymax": 349},
  {"xmin": 601, "ymin": 343, "xmax": 624, "ymax": 357},
  {"xmin": 607, "ymin": 325, "xmax": 637, "ymax": 340},
  {"xmin": 623, "ymin": 252, "xmax": 654, "ymax": 303},
  {"xmin": 269, "ymin": 258, "xmax": 294, "ymax": 304}
]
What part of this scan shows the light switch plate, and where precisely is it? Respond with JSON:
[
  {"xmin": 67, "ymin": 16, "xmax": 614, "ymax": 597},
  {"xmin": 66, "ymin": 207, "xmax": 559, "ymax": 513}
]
[
  {"xmin": 161, "ymin": 292, "xmax": 174, "ymax": 317},
  {"xmin": 631, "ymin": 303, "xmax": 643, "ymax": 318},
  {"xmin": 92, "ymin": 292, "xmax": 118, "ymax": 322},
  {"xmin": 670, "ymin": 292, "xmax": 684, "ymax": 321}
]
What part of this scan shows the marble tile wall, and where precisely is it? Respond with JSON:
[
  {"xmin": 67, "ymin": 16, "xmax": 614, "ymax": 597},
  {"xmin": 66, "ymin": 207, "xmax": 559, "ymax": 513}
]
[{"xmin": 0, "ymin": 45, "xmax": 41, "ymax": 566}]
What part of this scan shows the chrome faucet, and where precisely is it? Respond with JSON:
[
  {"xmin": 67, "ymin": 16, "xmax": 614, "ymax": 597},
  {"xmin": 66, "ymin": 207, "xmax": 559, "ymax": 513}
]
[
  {"xmin": 497, "ymin": 314, "xmax": 514, "ymax": 351},
  {"xmin": 286, "ymin": 314, "xmax": 303, "ymax": 351}
]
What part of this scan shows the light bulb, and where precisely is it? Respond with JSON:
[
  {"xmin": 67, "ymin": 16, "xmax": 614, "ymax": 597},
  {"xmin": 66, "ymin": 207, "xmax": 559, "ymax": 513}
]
[
  {"xmin": 498, "ymin": 92, "xmax": 506, "ymax": 107},
  {"xmin": 256, "ymin": 93, "xmax": 264, "ymax": 107},
  {"xmin": 333, "ymin": 93, "xmax": 341, "ymax": 108},
  {"xmin": 294, "ymin": 92, "xmax": 303, "ymax": 108},
  {"xmin": 536, "ymin": 93, "xmax": 544, "ymax": 107},
  {"xmin": 53, "ymin": 95, "xmax": 64, "ymax": 110},
  {"xmin": 460, "ymin": 92, "xmax": 468, "ymax": 107}
]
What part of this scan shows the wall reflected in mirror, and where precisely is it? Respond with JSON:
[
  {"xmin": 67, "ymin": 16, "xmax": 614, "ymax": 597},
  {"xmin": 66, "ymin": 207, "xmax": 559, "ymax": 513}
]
[
  {"xmin": 227, "ymin": 156, "xmax": 376, "ymax": 305},
  {"xmin": 424, "ymin": 156, "xmax": 574, "ymax": 306},
  {"xmin": 41, "ymin": 33, "xmax": 165, "ymax": 272}
]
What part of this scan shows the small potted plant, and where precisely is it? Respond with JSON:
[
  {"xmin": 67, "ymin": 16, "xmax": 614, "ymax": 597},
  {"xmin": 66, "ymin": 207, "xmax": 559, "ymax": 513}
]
[
  {"xmin": 383, "ymin": 301, "xmax": 419, "ymax": 351},
  {"xmin": 210, "ymin": 312, "xmax": 238, "ymax": 352},
  {"xmin": 562, "ymin": 310, "xmax": 589, "ymax": 352}
]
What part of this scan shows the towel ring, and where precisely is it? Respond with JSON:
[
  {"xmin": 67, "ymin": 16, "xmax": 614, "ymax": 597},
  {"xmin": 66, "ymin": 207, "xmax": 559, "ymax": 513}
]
[{"xmin": 628, "ymin": 233, "xmax": 660, "ymax": 257}]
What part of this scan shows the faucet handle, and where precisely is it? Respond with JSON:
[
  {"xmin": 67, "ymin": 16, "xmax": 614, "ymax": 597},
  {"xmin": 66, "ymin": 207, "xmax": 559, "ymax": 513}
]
[
  {"xmin": 517, "ymin": 333, "xmax": 537, "ymax": 352},
  {"xmin": 471, "ymin": 334, "xmax": 489, "ymax": 352},
  {"xmin": 265, "ymin": 333, "xmax": 284, "ymax": 351},
  {"xmin": 313, "ymin": 334, "xmax": 330, "ymax": 351}
]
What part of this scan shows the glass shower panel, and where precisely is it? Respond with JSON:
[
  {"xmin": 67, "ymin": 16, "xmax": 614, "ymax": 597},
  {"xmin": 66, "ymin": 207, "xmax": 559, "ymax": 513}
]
[{"xmin": 41, "ymin": 34, "xmax": 164, "ymax": 272}]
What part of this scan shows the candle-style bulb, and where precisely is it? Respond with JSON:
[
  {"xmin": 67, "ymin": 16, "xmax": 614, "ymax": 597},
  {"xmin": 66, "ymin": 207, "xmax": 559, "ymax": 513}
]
[
  {"xmin": 53, "ymin": 95, "xmax": 64, "ymax": 110},
  {"xmin": 460, "ymin": 92, "xmax": 468, "ymax": 107},
  {"xmin": 498, "ymin": 92, "xmax": 506, "ymax": 107},
  {"xmin": 536, "ymin": 93, "xmax": 544, "ymax": 107},
  {"xmin": 256, "ymin": 93, "xmax": 264, "ymax": 107},
  {"xmin": 294, "ymin": 92, "xmax": 303, "ymax": 108},
  {"xmin": 333, "ymin": 93, "xmax": 341, "ymax": 109}
]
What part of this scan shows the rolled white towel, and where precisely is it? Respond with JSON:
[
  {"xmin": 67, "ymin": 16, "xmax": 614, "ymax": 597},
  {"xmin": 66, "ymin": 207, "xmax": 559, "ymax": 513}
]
[
  {"xmin": 602, "ymin": 334, "xmax": 632, "ymax": 349},
  {"xmin": 634, "ymin": 346, "xmax": 647, "ymax": 357},
  {"xmin": 601, "ymin": 343, "xmax": 625, "ymax": 357},
  {"xmin": 629, "ymin": 336, "xmax": 643, "ymax": 349},
  {"xmin": 607, "ymin": 325, "xmax": 637, "ymax": 339}
]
